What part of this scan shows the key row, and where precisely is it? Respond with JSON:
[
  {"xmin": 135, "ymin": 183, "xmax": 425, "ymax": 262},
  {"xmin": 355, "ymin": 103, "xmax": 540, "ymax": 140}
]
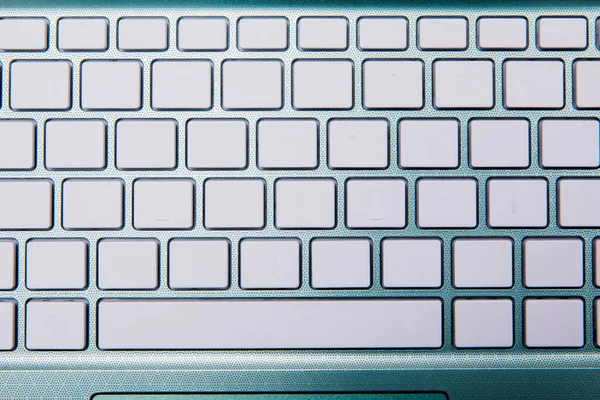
[
  {"xmin": 0, "ymin": 297, "xmax": 594, "ymax": 350},
  {"xmin": 0, "ymin": 16, "xmax": 598, "ymax": 52},
  {"xmin": 3, "ymin": 118, "xmax": 598, "ymax": 171},
  {"xmin": 7, "ymin": 59, "xmax": 600, "ymax": 111},
  {"xmin": 1, "ymin": 236, "xmax": 598, "ymax": 291},
  {"xmin": 2, "ymin": 177, "xmax": 600, "ymax": 230}
]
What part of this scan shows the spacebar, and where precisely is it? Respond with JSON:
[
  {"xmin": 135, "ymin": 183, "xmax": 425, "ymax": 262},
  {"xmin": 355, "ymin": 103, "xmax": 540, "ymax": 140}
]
[{"xmin": 98, "ymin": 299, "xmax": 442, "ymax": 349}]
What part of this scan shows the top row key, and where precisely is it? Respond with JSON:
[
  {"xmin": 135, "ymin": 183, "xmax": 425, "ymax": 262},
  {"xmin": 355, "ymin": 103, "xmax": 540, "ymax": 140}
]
[{"xmin": 0, "ymin": 15, "xmax": 595, "ymax": 52}]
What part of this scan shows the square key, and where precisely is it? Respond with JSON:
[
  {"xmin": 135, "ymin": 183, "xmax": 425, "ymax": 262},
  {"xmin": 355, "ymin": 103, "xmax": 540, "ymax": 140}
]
[
  {"xmin": 204, "ymin": 179, "xmax": 265, "ymax": 229},
  {"xmin": 81, "ymin": 60, "xmax": 142, "ymax": 110},
  {"xmin": 45, "ymin": 119, "xmax": 106, "ymax": 170},
  {"xmin": 257, "ymin": 119, "xmax": 318, "ymax": 169},
  {"xmin": 503, "ymin": 60, "xmax": 564, "ymax": 109},
  {"xmin": 187, "ymin": 119, "xmax": 247, "ymax": 170},
  {"xmin": 240, "ymin": 239, "xmax": 301, "ymax": 289},
  {"xmin": 0, "ymin": 120, "xmax": 36, "ymax": 170},
  {"xmin": 62, "ymin": 179, "xmax": 124, "ymax": 230},
  {"xmin": 328, "ymin": 119, "xmax": 389, "ymax": 169},
  {"xmin": 26, "ymin": 239, "xmax": 88, "ymax": 290},
  {"xmin": 524, "ymin": 238, "xmax": 583, "ymax": 288},
  {"xmin": 311, "ymin": 238, "xmax": 371, "ymax": 289},
  {"xmin": 117, "ymin": 119, "xmax": 177, "ymax": 170},
  {"xmin": 222, "ymin": 60, "xmax": 282, "ymax": 110},
  {"xmin": 453, "ymin": 239, "xmax": 513, "ymax": 288},
  {"xmin": 26, "ymin": 300, "xmax": 88, "ymax": 350},
  {"xmin": 358, "ymin": 17, "xmax": 408, "ymax": 50},
  {"xmin": 133, "ymin": 179, "xmax": 195, "ymax": 230},
  {"xmin": 417, "ymin": 179, "xmax": 477, "ymax": 228},
  {"xmin": 399, "ymin": 119, "xmax": 459, "ymax": 168},
  {"xmin": 293, "ymin": 60, "xmax": 353, "ymax": 110},
  {"xmin": 275, "ymin": 179, "xmax": 336, "ymax": 229},
  {"xmin": 0, "ymin": 180, "xmax": 53, "ymax": 230},
  {"xmin": 98, "ymin": 239, "xmax": 159, "ymax": 290},
  {"xmin": 454, "ymin": 299, "xmax": 514, "ymax": 348},
  {"xmin": 178, "ymin": 17, "xmax": 229, "ymax": 51},
  {"xmin": 487, "ymin": 179, "xmax": 548, "ymax": 228},
  {"xmin": 152, "ymin": 60, "xmax": 212, "ymax": 110},
  {"xmin": 382, "ymin": 238, "xmax": 442, "ymax": 288},
  {"xmin": 58, "ymin": 17, "xmax": 108, "ymax": 51},
  {"xmin": 346, "ymin": 179, "xmax": 406, "ymax": 229},
  {"xmin": 469, "ymin": 119, "xmax": 530, "ymax": 168},
  {"xmin": 169, "ymin": 239, "xmax": 229, "ymax": 289},
  {"xmin": 559, "ymin": 179, "xmax": 600, "ymax": 227},
  {"xmin": 433, "ymin": 60, "xmax": 494, "ymax": 109},
  {"xmin": 525, "ymin": 298, "xmax": 584, "ymax": 348},
  {"xmin": 10, "ymin": 61, "xmax": 72, "ymax": 111},
  {"xmin": 363, "ymin": 60, "xmax": 423, "ymax": 109}
]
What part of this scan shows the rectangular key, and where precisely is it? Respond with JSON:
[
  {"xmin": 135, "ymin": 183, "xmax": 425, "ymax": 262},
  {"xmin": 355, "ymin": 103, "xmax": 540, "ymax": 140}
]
[
  {"xmin": 0, "ymin": 18, "xmax": 48, "ymax": 51},
  {"xmin": 98, "ymin": 298, "xmax": 442, "ymax": 349},
  {"xmin": 0, "ymin": 180, "xmax": 53, "ymax": 230}
]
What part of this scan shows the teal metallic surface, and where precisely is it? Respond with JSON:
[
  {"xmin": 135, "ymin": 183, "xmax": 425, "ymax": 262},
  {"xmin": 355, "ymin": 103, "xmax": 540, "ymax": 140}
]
[{"xmin": 0, "ymin": 4, "xmax": 599, "ymax": 400}]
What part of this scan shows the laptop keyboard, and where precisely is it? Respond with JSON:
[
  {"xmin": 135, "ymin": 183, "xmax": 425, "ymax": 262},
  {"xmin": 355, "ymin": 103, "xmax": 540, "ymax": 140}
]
[{"xmin": 0, "ymin": 10, "xmax": 598, "ymax": 354}]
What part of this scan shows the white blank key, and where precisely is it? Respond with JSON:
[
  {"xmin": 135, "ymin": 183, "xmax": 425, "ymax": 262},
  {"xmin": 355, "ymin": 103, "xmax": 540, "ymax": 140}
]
[
  {"xmin": 204, "ymin": 179, "xmax": 265, "ymax": 229},
  {"xmin": 453, "ymin": 239, "xmax": 513, "ymax": 288},
  {"xmin": 98, "ymin": 298, "xmax": 442, "ymax": 349},
  {"xmin": 222, "ymin": 60, "xmax": 282, "ymax": 109},
  {"xmin": 240, "ymin": 239, "xmax": 301, "ymax": 289},
  {"xmin": 539, "ymin": 119, "xmax": 599, "ymax": 168},
  {"xmin": 169, "ymin": 239, "xmax": 229, "ymax": 289},
  {"xmin": 469, "ymin": 119, "xmax": 530, "ymax": 168},
  {"xmin": 418, "ymin": 17, "xmax": 468, "ymax": 50},
  {"xmin": 363, "ymin": 60, "xmax": 424, "ymax": 109},
  {"xmin": 417, "ymin": 179, "xmax": 477, "ymax": 228},
  {"xmin": 328, "ymin": 119, "xmax": 388, "ymax": 169},
  {"xmin": 133, "ymin": 179, "xmax": 194, "ymax": 229},
  {"xmin": 0, "ymin": 240, "xmax": 16, "ymax": 290},
  {"xmin": 0, "ymin": 120, "xmax": 36, "ymax": 170},
  {"xmin": 152, "ymin": 60, "xmax": 212, "ymax": 110},
  {"xmin": 58, "ymin": 18, "xmax": 108, "ymax": 51},
  {"xmin": 574, "ymin": 60, "xmax": 600, "ymax": 109},
  {"xmin": 293, "ymin": 60, "xmax": 353, "ymax": 110},
  {"xmin": 524, "ymin": 238, "xmax": 583, "ymax": 288},
  {"xmin": 358, "ymin": 17, "xmax": 408, "ymax": 50},
  {"xmin": 0, "ymin": 180, "xmax": 53, "ymax": 230},
  {"xmin": 62, "ymin": 179, "xmax": 124, "ymax": 230},
  {"xmin": 311, "ymin": 239, "xmax": 371, "ymax": 288},
  {"xmin": 399, "ymin": 119, "xmax": 459, "ymax": 168},
  {"xmin": 116, "ymin": 119, "xmax": 177, "ymax": 170},
  {"xmin": 453, "ymin": 299, "xmax": 514, "ymax": 348},
  {"xmin": 118, "ymin": 17, "xmax": 168, "ymax": 51},
  {"xmin": 434, "ymin": 60, "xmax": 494, "ymax": 109},
  {"xmin": 257, "ymin": 119, "xmax": 318, "ymax": 169},
  {"xmin": 487, "ymin": 179, "xmax": 548, "ymax": 228},
  {"xmin": 26, "ymin": 239, "xmax": 88, "ymax": 290},
  {"xmin": 238, "ymin": 17, "xmax": 288, "ymax": 50},
  {"xmin": 26, "ymin": 300, "xmax": 87, "ymax": 350},
  {"xmin": 45, "ymin": 120, "xmax": 106, "ymax": 170},
  {"xmin": 275, "ymin": 179, "xmax": 336, "ymax": 229},
  {"xmin": 559, "ymin": 179, "xmax": 600, "ymax": 227},
  {"xmin": 537, "ymin": 17, "xmax": 588, "ymax": 50},
  {"xmin": 98, "ymin": 239, "xmax": 159, "ymax": 289},
  {"xmin": 346, "ymin": 179, "xmax": 406, "ymax": 228},
  {"xmin": 0, "ymin": 18, "xmax": 48, "ymax": 51},
  {"xmin": 11, "ymin": 61, "xmax": 72, "ymax": 110},
  {"xmin": 504, "ymin": 60, "xmax": 564, "ymax": 109},
  {"xmin": 382, "ymin": 238, "xmax": 442, "ymax": 288},
  {"xmin": 177, "ymin": 17, "xmax": 229, "ymax": 51},
  {"xmin": 525, "ymin": 298, "xmax": 584, "ymax": 348},
  {"xmin": 81, "ymin": 61, "xmax": 142, "ymax": 110},
  {"xmin": 0, "ymin": 301, "xmax": 15, "ymax": 350},
  {"xmin": 298, "ymin": 17, "xmax": 348, "ymax": 50},
  {"xmin": 187, "ymin": 119, "xmax": 247, "ymax": 169},
  {"xmin": 477, "ymin": 17, "xmax": 528, "ymax": 50}
]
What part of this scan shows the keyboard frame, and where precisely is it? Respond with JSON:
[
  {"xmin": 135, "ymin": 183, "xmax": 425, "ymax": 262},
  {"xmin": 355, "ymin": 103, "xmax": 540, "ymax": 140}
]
[{"xmin": 1, "ymin": 4, "xmax": 600, "ymax": 399}]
